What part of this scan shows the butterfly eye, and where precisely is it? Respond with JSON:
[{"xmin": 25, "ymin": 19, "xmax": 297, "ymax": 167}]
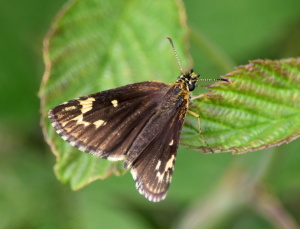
[{"xmin": 188, "ymin": 82, "xmax": 196, "ymax": 91}]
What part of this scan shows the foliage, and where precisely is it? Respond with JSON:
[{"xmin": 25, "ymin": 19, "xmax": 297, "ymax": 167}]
[{"xmin": 1, "ymin": 0, "xmax": 300, "ymax": 228}]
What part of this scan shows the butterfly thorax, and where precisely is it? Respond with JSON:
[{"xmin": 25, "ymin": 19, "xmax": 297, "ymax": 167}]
[{"xmin": 175, "ymin": 69, "xmax": 200, "ymax": 92}]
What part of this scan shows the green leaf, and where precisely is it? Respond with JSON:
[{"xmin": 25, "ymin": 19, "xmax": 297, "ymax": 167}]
[
  {"xmin": 39, "ymin": 0, "xmax": 190, "ymax": 189},
  {"xmin": 40, "ymin": 0, "xmax": 300, "ymax": 190},
  {"xmin": 182, "ymin": 58, "xmax": 300, "ymax": 154}
]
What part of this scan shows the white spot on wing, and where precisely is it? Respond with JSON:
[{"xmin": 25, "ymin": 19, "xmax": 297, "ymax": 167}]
[
  {"xmin": 111, "ymin": 99, "xmax": 118, "ymax": 107},
  {"xmin": 131, "ymin": 168, "xmax": 137, "ymax": 180},
  {"xmin": 155, "ymin": 155, "xmax": 175, "ymax": 183},
  {"xmin": 78, "ymin": 145, "xmax": 87, "ymax": 152},
  {"xmin": 166, "ymin": 173, "xmax": 170, "ymax": 183},
  {"xmin": 155, "ymin": 160, "xmax": 161, "ymax": 170},
  {"xmin": 165, "ymin": 154, "xmax": 175, "ymax": 170},
  {"xmin": 107, "ymin": 155, "xmax": 125, "ymax": 161},
  {"xmin": 69, "ymin": 140, "xmax": 77, "ymax": 147},
  {"xmin": 156, "ymin": 171, "xmax": 165, "ymax": 182},
  {"xmin": 169, "ymin": 139, "xmax": 174, "ymax": 146},
  {"xmin": 61, "ymin": 135, "xmax": 69, "ymax": 141}
]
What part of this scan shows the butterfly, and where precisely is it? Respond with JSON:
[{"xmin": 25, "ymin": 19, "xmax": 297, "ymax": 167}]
[{"xmin": 48, "ymin": 37, "xmax": 228, "ymax": 202}]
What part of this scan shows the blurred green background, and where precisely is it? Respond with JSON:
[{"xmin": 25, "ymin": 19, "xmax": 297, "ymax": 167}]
[{"xmin": 1, "ymin": 0, "xmax": 300, "ymax": 229}]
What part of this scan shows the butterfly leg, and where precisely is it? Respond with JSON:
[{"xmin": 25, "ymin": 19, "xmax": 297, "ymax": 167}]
[
  {"xmin": 187, "ymin": 110, "xmax": 214, "ymax": 153},
  {"xmin": 190, "ymin": 93, "xmax": 206, "ymax": 101}
]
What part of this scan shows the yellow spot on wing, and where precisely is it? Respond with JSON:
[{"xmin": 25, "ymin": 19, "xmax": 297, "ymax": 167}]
[
  {"xmin": 64, "ymin": 106, "xmax": 77, "ymax": 111},
  {"xmin": 111, "ymin": 99, "xmax": 118, "ymax": 107},
  {"xmin": 147, "ymin": 183, "xmax": 162, "ymax": 193},
  {"xmin": 93, "ymin": 120, "xmax": 107, "ymax": 128},
  {"xmin": 79, "ymin": 97, "xmax": 95, "ymax": 113},
  {"xmin": 71, "ymin": 114, "xmax": 90, "ymax": 127}
]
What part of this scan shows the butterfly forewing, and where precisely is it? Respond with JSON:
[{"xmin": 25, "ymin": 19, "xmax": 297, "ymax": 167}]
[{"xmin": 49, "ymin": 81, "xmax": 169, "ymax": 161}]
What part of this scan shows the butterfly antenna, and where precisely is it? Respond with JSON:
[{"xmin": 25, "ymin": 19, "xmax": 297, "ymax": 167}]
[
  {"xmin": 166, "ymin": 36, "xmax": 183, "ymax": 73},
  {"xmin": 166, "ymin": 36, "xmax": 229, "ymax": 83},
  {"xmin": 199, "ymin": 78, "xmax": 229, "ymax": 82}
]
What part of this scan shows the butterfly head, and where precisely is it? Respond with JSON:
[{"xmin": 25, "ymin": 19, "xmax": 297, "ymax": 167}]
[
  {"xmin": 166, "ymin": 37, "xmax": 200, "ymax": 92},
  {"xmin": 177, "ymin": 69, "xmax": 200, "ymax": 92}
]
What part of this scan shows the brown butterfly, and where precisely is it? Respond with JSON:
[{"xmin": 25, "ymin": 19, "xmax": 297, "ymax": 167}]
[{"xmin": 48, "ymin": 37, "xmax": 228, "ymax": 202}]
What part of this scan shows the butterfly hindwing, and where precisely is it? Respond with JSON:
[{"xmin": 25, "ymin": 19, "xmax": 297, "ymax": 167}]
[
  {"xmin": 49, "ymin": 81, "xmax": 169, "ymax": 161},
  {"xmin": 128, "ymin": 97, "xmax": 188, "ymax": 202}
]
